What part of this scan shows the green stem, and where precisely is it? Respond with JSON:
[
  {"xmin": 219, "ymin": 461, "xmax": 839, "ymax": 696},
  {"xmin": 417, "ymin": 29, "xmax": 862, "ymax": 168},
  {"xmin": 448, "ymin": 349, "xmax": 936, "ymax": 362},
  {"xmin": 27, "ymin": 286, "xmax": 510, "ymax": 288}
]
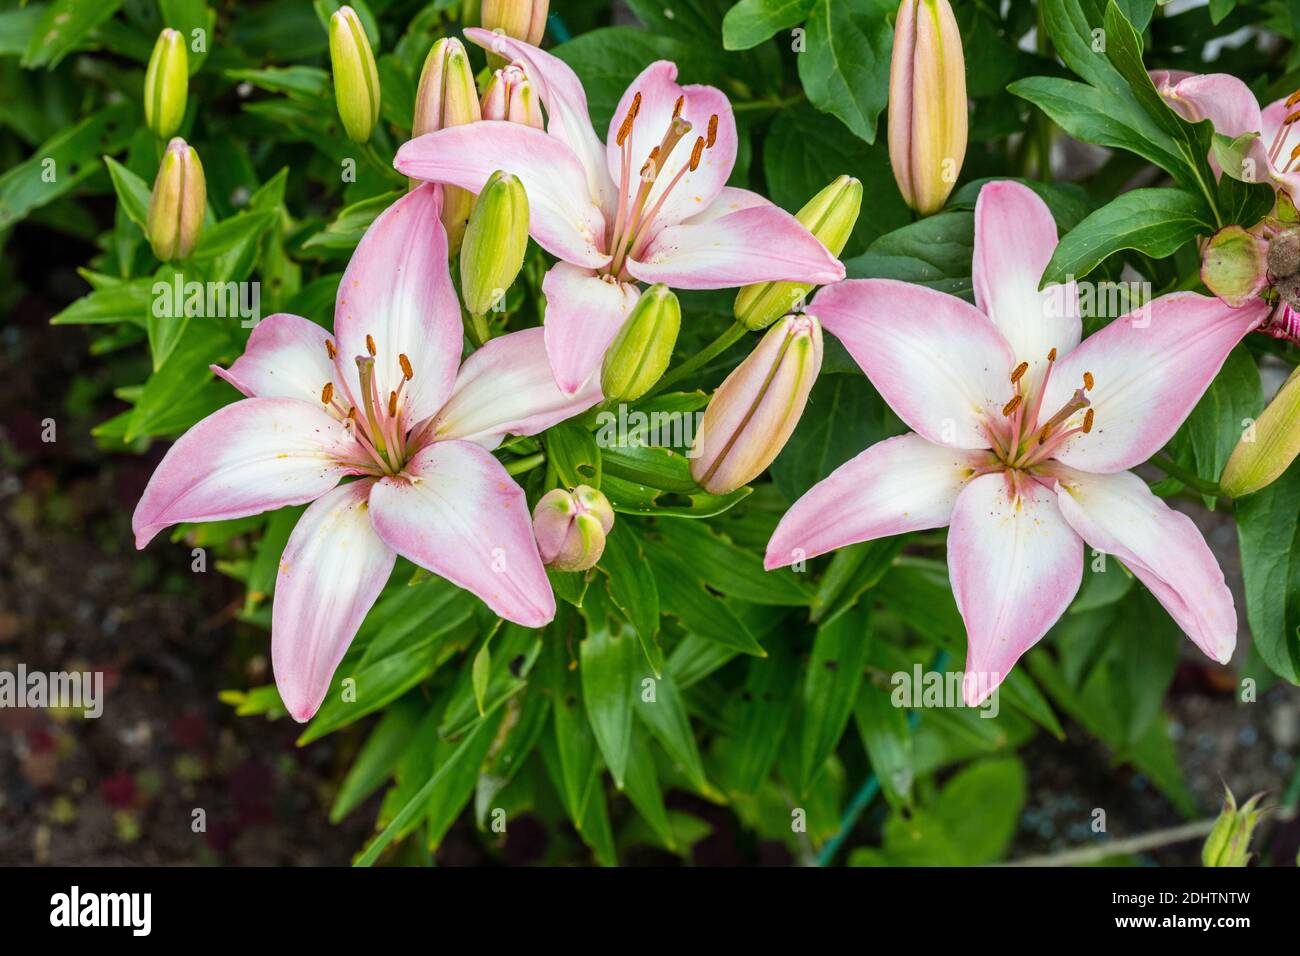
[
  {"xmin": 359, "ymin": 141, "xmax": 405, "ymax": 186},
  {"xmin": 465, "ymin": 311, "xmax": 491, "ymax": 347},
  {"xmin": 505, "ymin": 452, "xmax": 545, "ymax": 476},
  {"xmin": 732, "ymin": 92, "xmax": 806, "ymax": 113},
  {"xmin": 646, "ymin": 319, "xmax": 748, "ymax": 398},
  {"xmin": 1151, "ymin": 454, "xmax": 1226, "ymax": 499}
]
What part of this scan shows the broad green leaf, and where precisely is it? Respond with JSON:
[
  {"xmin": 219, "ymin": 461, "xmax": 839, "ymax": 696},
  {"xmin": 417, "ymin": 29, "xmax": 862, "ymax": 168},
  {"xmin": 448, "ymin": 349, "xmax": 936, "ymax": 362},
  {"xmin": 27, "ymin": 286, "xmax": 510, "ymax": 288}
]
[
  {"xmin": 651, "ymin": 519, "xmax": 812, "ymax": 606},
  {"xmin": 797, "ymin": 0, "xmax": 892, "ymax": 145},
  {"xmin": 811, "ymin": 537, "xmax": 903, "ymax": 624},
  {"xmin": 579, "ymin": 591, "xmax": 639, "ymax": 787},
  {"xmin": 23, "ymin": 0, "xmax": 123, "ymax": 69},
  {"xmin": 597, "ymin": 523, "xmax": 662, "ymax": 675},
  {"xmin": 723, "ymin": 0, "xmax": 816, "ymax": 50},
  {"xmin": 719, "ymin": 642, "xmax": 799, "ymax": 795},
  {"xmin": 645, "ymin": 543, "xmax": 766, "ymax": 656},
  {"xmin": 302, "ymin": 190, "xmax": 402, "ymax": 251},
  {"xmin": 103, "ymin": 157, "xmax": 151, "ymax": 230},
  {"xmin": 621, "ymin": 723, "xmax": 674, "ymax": 848},
  {"xmin": 330, "ymin": 696, "xmax": 426, "ymax": 822},
  {"xmin": 853, "ymin": 681, "xmax": 913, "ymax": 808},
  {"xmin": 1236, "ymin": 463, "xmax": 1300, "ymax": 683},
  {"xmin": 1041, "ymin": 188, "xmax": 1210, "ymax": 286},
  {"xmin": 1182, "ymin": 345, "xmax": 1261, "ymax": 500},
  {"xmin": 635, "ymin": 667, "xmax": 717, "ymax": 799},
  {"xmin": 546, "ymin": 423, "xmax": 602, "ymax": 489},
  {"xmin": 798, "ymin": 602, "xmax": 872, "ymax": 795}
]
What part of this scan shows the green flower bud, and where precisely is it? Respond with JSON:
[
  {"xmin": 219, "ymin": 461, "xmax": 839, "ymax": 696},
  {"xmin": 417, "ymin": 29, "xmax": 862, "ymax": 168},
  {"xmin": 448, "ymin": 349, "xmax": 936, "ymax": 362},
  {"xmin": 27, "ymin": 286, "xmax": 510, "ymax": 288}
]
[
  {"xmin": 412, "ymin": 37, "xmax": 482, "ymax": 251},
  {"xmin": 146, "ymin": 137, "xmax": 206, "ymax": 262},
  {"xmin": 733, "ymin": 175, "xmax": 862, "ymax": 330},
  {"xmin": 1200, "ymin": 225, "xmax": 1268, "ymax": 308},
  {"xmin": 690, "ymin": 313, "xmax": 823, "ymax": 494},
  {"xmin": 1220, "ymin": 364, "xmax": 1300, "ymax": 497},
  {"xmin": 601, "ymin": 285, "xmax": 680, "ymax": 401},
  {"xmin": 328, "ymin": 5, "xmax": 380, "ymax": 144},
  {"xmin": 460, "ymin": 170, "xmax": 529, "ymax": 316},
  {"xmin": 1202, "ymin": 787, "xmax": 1267, "ymax": 867},
  {"xmin": 144, "ymin": 28, "xmax": 188, "ymax": 140},
  {"xmin": 533, "ymin": 485, "xmax": 614, "ymax": 572}
]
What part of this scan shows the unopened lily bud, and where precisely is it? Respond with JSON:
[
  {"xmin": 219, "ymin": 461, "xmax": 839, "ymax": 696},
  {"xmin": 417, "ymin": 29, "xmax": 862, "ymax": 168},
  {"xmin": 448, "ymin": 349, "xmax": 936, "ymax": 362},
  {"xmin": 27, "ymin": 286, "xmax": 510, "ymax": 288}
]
[
  {"xmin": 690, "ymin": 314, "xmax": 823, "ymax": 495},
  {"xmin": 412, "ymin": 37, "xmax": 481, "ymax": 250},
  {"xmin": 601, "ymin": 284, "xmax": 680, "ymax": 401},
  {"xmin": 1202, "ymin": 787, "xmax": 1267, "ymax": 867},
  {"xmin": 533, "ymin": 485, "xmax": 615, "ymax": 572},
  {"xmin": 1220, "ymin": 365, "xmax": 1300, "ymax": 497},
  {"xmin": 144, "ymin": 28, "xmax": 188, "ymax": 139},
  {"xmin": 889, "ymin": 0, "xmax": 967, "ymax": 215},
  {"xmin": 460, "ymin": 170, "xmax": 529, "ymax": 316},
  {"xmin": 482, "ymin": 0, "xmax": 549, "ymax": 47},
  {"xmin": 734, "ymin": 176, "xmax": 862, "ymax": 331},
  {"xmin": 1200, "ymin": 225, "xmax": 1268, "ymax": 308},
  {"xmin": 328, "ymin": 5, "xmax": 380, "ymax": 144},
  {"xmin": 481, "ymin": 62, "xmax": 544, "ymax": 128},
  {"xmin": 146, "ymin": 138, "xmax": 206, "ymax": 262}
]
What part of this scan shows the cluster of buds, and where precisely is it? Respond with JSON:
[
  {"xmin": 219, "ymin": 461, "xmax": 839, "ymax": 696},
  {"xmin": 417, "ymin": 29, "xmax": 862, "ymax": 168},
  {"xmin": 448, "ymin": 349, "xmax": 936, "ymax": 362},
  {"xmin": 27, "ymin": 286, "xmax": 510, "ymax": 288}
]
[
  {"xmin": 532, "ymin": 485, "xmax": 615, "ymax": 572},
  {"xmin": 690, "ymin": 314, "xmax": 823, "ymax": 495},
  {"xmin": 1201, "ymin": 787, "xmax": 1268, "ymax": 867},
  {"xmin": 734, "ymin": 175, "xmax": 861, "ymax": 330},
  {"xmin": 601, "ymin": 284, "xmax": 681, "ymax": 401},
  {"xmin": 481, "ymin": 62, "xmax": 543, "ymax": 127},
  {"xmin": 146, "ymin": 137, "xmax": 206, "ymax": 262},
  {"xmin": 413, "ymin": 37, "xmax": 482, "ymax": 248},
  {"xmin": 888, "ymin": 0, "xmax": 968, "ymax": 215},
  {"xmin": 1201, "ymin": 223, "xmax": 1300, "ymax": 496},
  {"xmin": 144, "ymin": 28, "xmax": 188, "ymax": 139},
  {"xmin": 328, "ymin": 5, "xmax": 381, "ymax": 144}
]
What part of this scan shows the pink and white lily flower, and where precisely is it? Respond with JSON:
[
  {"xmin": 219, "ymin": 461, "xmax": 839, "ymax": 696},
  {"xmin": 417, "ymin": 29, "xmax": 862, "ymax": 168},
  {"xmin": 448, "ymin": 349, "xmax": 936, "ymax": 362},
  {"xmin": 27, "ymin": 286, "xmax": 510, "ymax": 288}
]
[
  {"xmin": 132, "ymin": 185, "xmax": 600, "ymax": 721},
  {"xmin": 394, "ymin": 28, "xmax": 845, "ymax": 395},
  {"xmin": 1152, "ymin": 70, "xmax": 1300, "ymax": 199},
  {"xmin": 765, "ymin": 181, "xmax": 1269, "ymax": 704}
]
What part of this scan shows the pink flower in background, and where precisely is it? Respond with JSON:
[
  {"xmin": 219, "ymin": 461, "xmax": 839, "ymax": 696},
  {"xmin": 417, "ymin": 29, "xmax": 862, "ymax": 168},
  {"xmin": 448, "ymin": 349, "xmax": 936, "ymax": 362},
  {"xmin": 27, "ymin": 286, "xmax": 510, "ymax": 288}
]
[
  {"xmin": 1152, "ymin": 70, "xmax": 1300, "ymax": 198},
  {"xmin": 132, "ymin": 184, "xmax": 600, "ymax": 721},
  {"xmin": 766, "ymin": 181, "xmax": 1270, "ymax": 704},
  {"xmin": 395, "ymin": 29, "xmax": 844, "ymax": 395}
]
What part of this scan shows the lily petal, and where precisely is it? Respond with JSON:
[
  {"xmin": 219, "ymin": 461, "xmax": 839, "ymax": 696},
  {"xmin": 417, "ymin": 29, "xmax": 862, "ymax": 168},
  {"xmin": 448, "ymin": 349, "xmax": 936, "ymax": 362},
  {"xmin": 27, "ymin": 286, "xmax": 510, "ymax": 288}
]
[
  {"xmin": 433, "ymin": 327, "xmax": 603, "ymax": 448},
  {"xmin": 395, "ymin": 122, "xmax": 610, "ymax": 269},
  {"xmin": 1042, "ymin": 293, "xmax": 1269, "ymax": 473},
  {"xmin": 972, "ymin": 180, "xmax": 1081, "ymax": 384},
  {"xmin": 1261, "ymin": 97, "xmax": 1300, "ymax": 195},
  {"xmin": 626, "ymin": 200, "xmax": 844, "ymax": 289},
  {"xmin": 463, "ymin": 27, "xmax": 617, "ymax": 218},
  {"xmin": 812, "ymin": 278, "xmax": 1014, "ymax": 449},
  {"xmin": 212, "ymin": 312, "xmax": 336, "ymax": 404},
  {"xmin": 606, "ymin": 61, "xmax": 737, "ymax": 238},
  {"xmin": 132, "ymin": 398, "xmax": 359, "ymax": 548},
  {"xmin": 368, "ymin": 441, "xmax": 555, "ymax": 627},
  {"xmin": 540, "ymin": 261, "xmax": 641, "ymax": 395},
  {"xmin": 272, "ymin": 480, "xmax": 395, "ymax": 722},
  {"xmin": 765, "ymin": 433, "xmax": 986, "ymax": 569},
  {"xmin": 949, "ymin": 473, "xmax": 1082, "ymax": 705},
  {"xmin": 1155, "ymin": 72, "xmax": 1263, "ymax": 142},
  {"xmin": 1053, "ymin": 467, "xmax": 1236, "ymax": 664},
  {"xmin": 332, "ymin": 184, "xmax": 462, "ymax": 427}
]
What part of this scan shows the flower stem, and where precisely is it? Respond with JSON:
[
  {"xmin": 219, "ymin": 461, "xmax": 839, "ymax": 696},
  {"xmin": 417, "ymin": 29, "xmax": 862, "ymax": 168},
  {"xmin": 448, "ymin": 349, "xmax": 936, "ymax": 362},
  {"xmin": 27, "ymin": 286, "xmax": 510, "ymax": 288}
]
[
  {"xmin": 505, "ymin": 452, "xmax": 545, "ymax": 476},
  {"xmin": 646, "ymin": 319, "xmax": 748, "ymax": 398},
  {"xmin": 1151, "ymin": 454, "xmax": 1226, "ymax": 500}
]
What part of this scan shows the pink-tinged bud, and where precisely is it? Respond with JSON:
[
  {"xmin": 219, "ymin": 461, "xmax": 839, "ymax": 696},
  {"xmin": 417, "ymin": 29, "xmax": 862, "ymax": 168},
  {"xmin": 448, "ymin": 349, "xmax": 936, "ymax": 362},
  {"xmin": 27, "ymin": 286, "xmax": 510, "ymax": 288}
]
[
  {"xmin": 146, "ymin": 137, "xmax": 206, "ymax": 262},
  {"xmin": 1201, "ymin": 225, "xmax": 1268, "ymax": 308},
  {"xmin": 412, "ymin": 37, "xmax": 481, "ymax": 250},
  {"xmin": 889, "ymin": 0, "xmax": 967, "ymax": 215},
  {"xmin": 532, "ymin": 485, "xmax": 615, "ymax": 572},
  {"xmin": 480, "ymin": 62, "xmax": 544, "ymax": 128},
  {"xmin": 690, "ymin": 314, "xmax": 823, "ymax": 495},
  {"xmin": 482, "ymin": 0, "xmax": 549, "ymax": 47},
  {"xmin": 328, "ymin": 5, "xmax": 381, "ymax": 144},
  {"xmin": 144, "ymin": 28, "xmax": 188, "ymax": 139}
]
